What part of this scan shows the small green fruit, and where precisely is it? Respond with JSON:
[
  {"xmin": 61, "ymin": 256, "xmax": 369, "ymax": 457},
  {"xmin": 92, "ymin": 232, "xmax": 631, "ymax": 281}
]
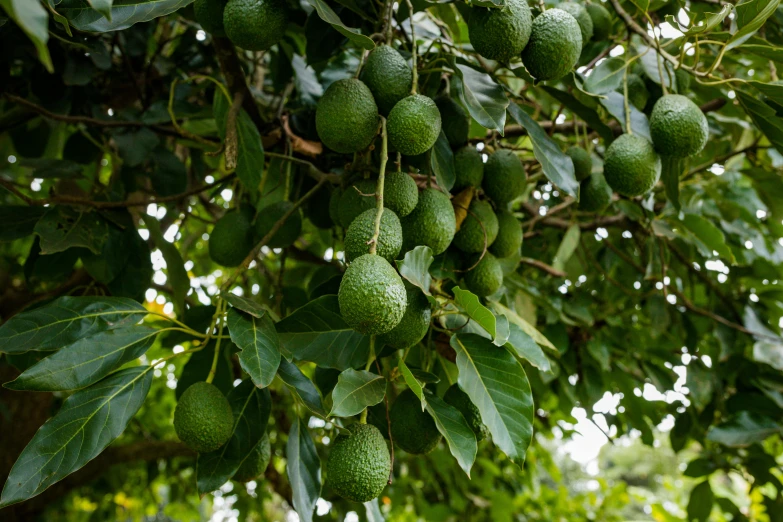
[
  {"xmin": 338, "ymin": 179, "xmax": 377, "ymax": 228},
  {"xmin": 567, "ymin": 146, "xmax": 592, "ymax": 182},
  {"xmin": 482, "ymin": 150, "xmax": 525, "ymax": 206},
  {"xmin": 338, "ymin": 254, "xmax": 407, "ymax": 335},
  {"xmin": 195, "ymin": 0, "xmax": 228, "ymax": 36},
  {"xmin": 387, "ymin": 94, "xmax": 442, "ymax": 156},
  {"xmin": 453, "ymin": 146, "xmax": 485, "ymax": 192},
  {"xmin": 558, "ymin": 3, "xmax": 593, "ymax": 45},
  {"xmin": 327, "ymin": 423, "xmax": 391, "ymax": 503},
  {"xmin": 316, "ymin": 79, "xmax": 379, "ymax": 154},
  {"xmin": 521, "ymin": 9, "xmax": 583, "ymax": 81},
  {"xmin": 618, "ymin": 73, "xmax": 649, "ymax": 111},
  {"xmin": 209, "ymin": 208, "xmax": 255, "ymax": 267},
  {"xmin": 468, "ymin": 0, "xmax": 532, "ymax": 63},
  {"xmin": 378, "ymin": 281, "xmax": 432, "ymax": 350},
  {"xmin": 649, "ymin": 94, "xmax": 708, "ymax": 158},
  {"xmin": 400, "ymin": 188, "xmax": 456, "ymax": 255},
  {"xmin": 255, "ymin": 201, "xmax": 302, "ymax": 249},
  {"xmin": 579, "ymin": 172, "xmax": 613, "ymax": 212},
  {"xmin": 390, "ymin": 389, "xmax": 442, "ymax": 454},
  {"xmin": 443, "ymin": 384, "xmax": 489, "ymax": 441},
  {"xmin": 464, "ymin": 252, "xmax": 503, "ymax": 297},
  {"xmin": 174, "ymin": 381, "xmax": 234, "ymax": 453},
  {"xmin": 344, "ymin": 208, "xmax": 403, "ymax": 263},
  {"xmin": 223, "ymin": 0, "xmax": 287, "ymax": 51},
  {"xmin": 603, "ymin": 134, "xmax": 661, "ymax": 197},
  {"xmin": 383, "ymin": 171, "xmax": 419, "ymax": 218},
  {"xmin": 489, "ymin": 209, "xmax": 523, "ymax": 258},
  {"xmin": 361, "ymin": 45, "xmax": 412, "ymax": 116},
  {"xmin": 435, "ymin": 96, "xmax": 470, "ymax": 148},
  {"xmin": 586, "ymin": 3, "xmax": 613, "ymax": 41},
  {"xmin": 453, "ymin": 199, "xmax": 499, "ymax": 253}
]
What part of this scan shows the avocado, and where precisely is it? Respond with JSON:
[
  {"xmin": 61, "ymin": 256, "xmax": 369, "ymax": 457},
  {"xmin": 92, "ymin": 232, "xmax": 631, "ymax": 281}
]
[
  {"xmin": 467, "ymin": 0, "xmax": 532, "ymax": 63},
  {"xmin": 482, "ymin": 149, "xmax": 525, "ymax": 206},
  {"xmin": 489, "ymin": 209, "xmax": 523, "ymax": 258},
  {"xmin": 443, "ymin": 384, "xmax": 489, "ymax": 441},
  {"xmin": 233, "ymin": 432, "xmax": 271, "ymax": 482},
  {"xmin": 387, "ymin": 94, "xmax": 442, "ymax": 156},
  {"xmin": 567, "ymin": 146, "xmax": 592, "ymax": 182},
  {"xmin": 195, "ymin": 0, "xmax": 228, "ymax": 36},
  {"xmin": 558, "ymin": 3, "xmax": 593, "ymax": 45},
  {"xmin": 649, "ymin": 94, "xmax": 708, "ymax": 157},
  {"xmin": 173, "ymin": 381, "xmax": 234, "ymax": 453},
  {"xmin": 435, "ymin": 96, "xmax": 470, "ymax": 148},
  {"xmin": 579, "ymin": 172, "xmax": 613, "ymax": 212},
  {"xmin": 223, "ymin": 0, "xmax": 287, "ymax": 51},
  {"xmin": 338, "ymin": 179, "xmax": 378, "ymax": 228},
  {"xmin": 316, "ymin": 78, "xmax": 379, "ymax": 154},
  {"xmin": 367, "ymin": 402, "xmax": 390, "ymax": 437},
  {"xmin": 254, "ymin": 200, "xmax": 302, "ymax": 248},
  {"xmin": 586, "ymin": 2, "xmax": 612, "ymax": 41},
  {"xmin": 618, "ymin": 73, "xmax": 649, "ymax": 111},
  {"xmin": 383, "ymin": 171, "xmax": 419, "ymax": 218},
  {"xmin": 603, "ymin": 133, "xmax": 661, "ymax": 197},
  {"xmin": 338, "ymin": 254, "xmax": 407, "ymax": 335},
  {"xmin": 400, "ymin": 188, "xmax": 457, "ymax": 255},
  {"xmin": 378, "ymin": 281, "xmax": 432, "ymax": 350},
  {"xmin": 453, "ymin": 199, "xmax": 499, "ymax": 253},
  {"xmin": 521, "ymin": 9, "xmax": 583, "ymax": 81},
  {"xmin": 390, "ymin": 389, "xmax": 442, "ymax": 454},
  {"xmin": 361, "ymin": 45, "xmax": 413, "ymax": 116},
  {"xmin": 345, "ymin": 208, "xmax": 403, "ymax": 263},
  {"xmin": 453, "ymin": 146, "xmax": 485, "ymax": 191},
  {"xmin": 209, "ymin": 208, "xmax": 256, "ymax": 267},
  {"xmin": 326, "ymin": 423, "xmax": 391, "ymax": 503},
  {"xmin": 464, "ymin": 252, "xmax": 503, "ymax": 297}
]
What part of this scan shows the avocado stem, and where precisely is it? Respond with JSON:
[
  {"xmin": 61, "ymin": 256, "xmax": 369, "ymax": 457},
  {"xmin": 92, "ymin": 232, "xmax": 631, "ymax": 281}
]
[
  {"xmin": 405, "ymin": 0, "xmax": 417, "ymax": 94},
  {"xmin": 206, "ymin": 298, "xmax": 226, "ymax": 385},
  {"xmin": 368, "ymin": 118, "xmax": 388, "ymax": 255}
]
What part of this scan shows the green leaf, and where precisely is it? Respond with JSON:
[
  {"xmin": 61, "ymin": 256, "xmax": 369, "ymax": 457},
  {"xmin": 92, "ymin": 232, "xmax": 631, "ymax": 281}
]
[
  {"xmin": 197, "ymin": 381, "xmax": 271, "ymax": 494},
  {"xmin": 684, "ymin": 457, "xmax": 718, "ymax": 477},
  {"xmin": 726, "ymin": 0, "xmax": 781, "ymax": 51},
  {"xmin": 399, "ymin": 358, "xmax": 425, "ymax": 407},
  {"xmin": 637, "ymin": 44, "xmax": 676, "ymax": 90},
  {"xmin": 586, "ymin": 339, "xmax": 611, "ymax": 372},
  {"xmin": 742, "ymin": 44, "xmax": 783, "ymax": 64},
  {"xmin": 56, "ymin": 0, "xmax": 194, "ymax": 32},
  {"xmin": 0, "ymin": 206, "xmax": 47, "ymax": 242},
  {"xmin": 450, "ymin": 334, "xmax": 534, "ymax": 466},
  {"xmin": 34, "ymin": 206, "xmax": 109, "ymax": 255},
  {"xmin": 223, "ymin": 294, "xmax": 267, "ymax": 318},
  {"xmin": 661, "ymin": 155, "xmax": 686, "ymax": 211},
  {"xmin": 507, "ymin": 102, "xmax": 578, "ymax": 197},
  {"xmin": 453, "ymin": 287, "xmax": 497, "ymax": 338},
  {"xmin": 364, "ymin": 499, "xmax": 384, "ymax": 522},
  {"xmin": 18, "ymin": 158, "xmax": 84, "ymax": 178},
  {"xmin": 599, "ymin": 91, "xmax": 651, "ymax": 140},
  {"xmin": 143, "ymin": 217, "xmax": 189, "ymax": 318},
  {"xmin": 628, "ymin": 0, "xmax": 649, "ymax": 12},
  {"xmin": 0, "ymin": 296, "xmax": 147, "ymax": 354},
  {"xmin": 583, "ymin": 58, "xmax": 626, "ymax": 95},
  {"xmin": 0, "ymin": 366, "xmax": 152, "ymax": 507},
  {"xmin": 552, "ymin": 224, "xmax": 580, "ymax": 272},
  {"xmin": 329, "ymin": 369, "xmax": 386, "ymax": 417},
  {"xmin": 430, "ymin": 131, "xmax": 456, "ymax": 191},
  {"xmin": 277, "ymin": 359, "xmax": 326, "ymax": 416},
  {"xmin": 684, "ymin": 5, "xmax": 733, "ymax": 36},
  {"xmin": 706, "ymin": 411, "xmax": 781, "ymax": 447},
  {"xmin": 737, "ymin": 91, "xmax": 783, "ymax": 154},
  {"xmin": 540, "ymin": 86, "xmax": 614, "ymax": 142},
  {"xmin": 505, "ymin": 322, "xmax": 551, "ymax": 372},
  {"xmin": 276, "ymin": 296, "xmax": 371, "ymax": 370},
  {"xmin": 410, "ymin": 369, "xmax": 440, "ymax": 383},
  {"xmin": 305, "ymin": 0, "xmax": 375, "ymax": 50},
  {"xmin": 87, "ymin": 0, "xmax": 114, "ymax": 20},
  {"xmin": 491, "ymin": 301, "xmax": 558, "ymax": 355},
  {"xmin": 81, "ymin": 223, "xmax": 131, "ymax": 284},
  {"xmin": 214, "ymin": 91, "xmax": 264, "ymax": 194},
  {"xmin": 0, "ymin": 0, "xmax": 53, "ymax": 72},
  {"xmin": 424, "ymin": 393, "xmax": 477, "ymax": 477},
  {"xmin": 227, "ymin": 308, "xmax": 281, "ymax": 389},
  {"xmin": 287, "ymin": 417, "xmax": 321, "ymax": 522},
  {"xmin": 4, "ymin": 326, "xmax": 158, "ymax": 391},
  {"xmin": 749, "ymin": 80, "xmax": 783, "ymax": 105},
  {"xmin": 453, "ymin": 64, "xmax": 508, "ymax": 134},
  {"xmin": 687, "ymin": 480, "xmax": 715, "ymax": 522},
  {"xmin": 396, "ymin": 246, "xmax": 434, "ymax": 296},
  {"xmin": 678, "ymin": 213, "xmax": 735, "ymax": 263}
]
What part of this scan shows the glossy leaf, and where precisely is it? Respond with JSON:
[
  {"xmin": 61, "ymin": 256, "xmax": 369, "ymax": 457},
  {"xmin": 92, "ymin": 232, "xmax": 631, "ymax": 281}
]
[
  {"xmin": 540, "ymin": 86, "xmax": 614, "ymax": 142},
  {"xmin": 329, "ymin": 369, "xmax": 386, "ymax": 417},
  {"xmin": 687, "ymin": 480, "xmax": 714, "ymax": 522},
  {"xmin": 583, "ymin": 58, "xmax": 626, "ymax": 95},
  {"xmin": 552, "ymin": 224, "xmax": 580, "ymax": 272},
  {"xmin": 306, "ymin": 0, "xmax": 375, "ymax": 50},
  {"xmin": 726, "ymin": 0, "xmax": 781, "ymax": 51},
  {"xmin": 505, "ymin": 322, "xmax": 551, "ymax": 372},
  {"xmin": 227, "ymin": 308, "xmax": 281, "ymax": 389},
  {"xmin": 144, "ymin": 217, "xmax": 189, "ymax": 317},
  {"xmin": 679, "ymin": 213, "xmax": 735, "ymax": 263},
  {"xmin": 0, "ymin": 0, "xmax": 52, "ymax": 71},
  {"xmin": 684, "ymin": 5, "xmax": 733, "ymax": 36},
  {"xmin": 287, "ymin": 417, "xmax": 321, "ymax": 522},
  {"xmin": 399, "ymin": 358, "xmax": 425, "ymax": 407},
  {"xmin": 56, "ymin": 0, "xmax": 194, "ymax": 32},
  {"xmin": 737, "ymin": 91, "xmax": 783, "ymax": 153},
  {"xmin": 87, "ymin": 0, "xmax": 114, "ymax": 19},
  {"xmin": 706, "ymin": 411, "xmax": 781, "ymax": 447},
  {"xmin": 0, "ymin": 206, "xmax": 47, "ymax": 242},
  {"xmin": 425, "ymin": 393, "xmax": 477, "ymax": 476},
  {"xmin": 637, "ymin": 44, "xmax": 676, "ymax": 90},
  {"xmin": 364, "ymin": 499, "xmax": 384, "ymax": 522},
  {"xmin": 454, "ymin": 64, "xmax": 508, "ymax": 134},
  {"xmin": 223, "ymin": 294, "xmax": 267, "ymax": 318},
  {"xmin": 491, "ymin": 302, "xmax": 558, "ymax": 354},
  {"xmin": 34, "ymin": 206, "xmax": 109, "ymax": 255},
  {"xmin": 277, "ymin": 359, "xmax": 326, "ymax": 416},
  {"xmin": 396, "ymin": 246, "xmax": 434, "ymax": 295},
  {"xmin": 214, "ymin": 91, "xmax": 264, "ymax": 193},
  {"xmin": 599, "ymin": 91, "xmax": 651, "ymax": 140},
  {"xmin": 430, "ymin": 131, "xmax": 456, "ymax": 191},
  {"xmin": 453, "ymin": 286, "xmax": 497, "ymax": 338}
]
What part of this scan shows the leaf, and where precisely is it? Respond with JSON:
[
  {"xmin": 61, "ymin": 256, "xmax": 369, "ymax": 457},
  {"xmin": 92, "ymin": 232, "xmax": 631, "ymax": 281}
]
[
  {"xmin": 0, "ymin": 296, "xmax": 147, "ymax": 354},
  {"xmin": 329, "ymin": 369, "xmax": 386, "ymax": 417},
  {"xmin": 450, "ymin": 334, "xmax": 534, "ymax": 466},
  {"xmin": 507, "ymin": 102, "xmax": 578, "ymax": 197},
  {"xmin": 34, "ymin": 206, "xmax": 109, "ymax": 255},
  {"xmin": 398, "ymin": 358, "xmax": 425, "ymax": 407},
  {"xmin": 552, "ymin": 224, "xmax": 580, "ymax": 272},
  {"xmin": 505, "ymin": 322, "xmax": 551, "ymax": 372},
  {"xmin": 56, "ymin": 0, "xmax": 194, "ymax": 32},
  {"xmin": 227, "ymin": 308, "xmax": 281, "ymax": 389},
  {"xmin": 453, "ymin": 63, "xmax": 509, "ymax": 134},
  {"xmin": 0, "ymin": 206, "xmax": 47, "ymax": 242},
  {"xmin": 223, "ymin": 294, "xmax": 267, "ymax": 318},
  {"xmin": 637, "ymin": 44, "xmax": 676, "ymax": 90},
  {"xmin": 276, "ymin": 296, "xmax": 371, "ymax": 370},
  {"xmin": 0, "ymin": 367, "xmax": 152, "ymax": 507},
  {"xmin": 452, "ymin": 287, "xmax": 497, "ymax": 338},
  {"xmin": 737, "ymin": 91, "xmax": 783, "ymax": 154},
  {"xmin": 214, "ymin": 91, "xmax": 264, "ymax": 193},
  {"xmin": 684, "ymin": 457, "xmax": 718, "ymax": 478},
  {"xmin": 150, "ymin": 148, "xmax": 187, "ymax": 196},
  {"xmin": 583, "ymin": 58, "xmax": 626, "ymax": 95},
  {"xmin": 430, "ymin": 131, "xmax": 456, "ymax": 191},
  {"xmin": 687, "ymin": 481, "xmax": 715, "ymax": 522},
  {"xmin": 684, "ymin": 5, "xmax": 733, "ymax": 36},
  {"xmin": 628, "ymin": 0, "xmax": 649, "ymax": 11},
  {"xmin": 599, "ymin": 91, "xmax": 651, "ymax": 140},
  {"xmin": 114, "ymin": 128, "xmax": 160, "ymax": 167},
  {"xmin": 749, "ymin": 80, "xmax": 783, "ymax": 105},
  {"xmin": 18, "ymin": 158, "xmax": 83, "ymax": 178},
  {"xmin": 197, "ymin": 381, "xmax": 271, "ymax": 494},
  {"xmin": 86, "ymin": 0, "xmax": 114, "ymax": 19},
  {"xmin": 306, "ymin": 0, "xmax": 375, "ymax": 50},
  {"xmin": 396, "ymin": 246, "xmax": 434, "ymax": 295},
  {"xmin": 277, "ymin": 359, "xmax": 326, "ymax": 416},
  {"xmin": 679, "ymin": 213, "xmax": 735, "ymax": 263},
  {"xmin": 726, "ymin": 0, "xmax": 781, "ymax": 52},
  {"xmin": 425, "ymin": 393, "xmax": 477, "ymax": 476},
  {"xmin": 410, "ymin": 369, "xmax": 439, "ymax": 383},
  {"xmin": 287, "ymin": 417, "xmax": 321, "ymax": 522},
  {"xmin": 364, "ymin": 498, "xmax": 385, "ymax": 522},
  {"xmin": 144, "ymin": 217, "xmax": 189, "ymax": 318},
  {"xmin": 0, "ymin": 0, "xmax": 53, "ymax": 71},
  {"xmin": 706, "ymin": 411, "xmax": 781, "ymax": 447},
  {"xmin": 5, "ymin": 326, "xmax": 158, "ymax": 392},
  {"xmin": 540, "ymin": 86, "xmax": 614, "ymax": 143},
  {"xmin": 661, "ymin": 156, "xmax": 686, "ymax": 211}
]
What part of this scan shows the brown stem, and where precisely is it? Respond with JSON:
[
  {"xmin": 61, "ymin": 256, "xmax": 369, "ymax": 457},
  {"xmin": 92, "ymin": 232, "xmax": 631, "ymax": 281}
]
[{"xmin": 212, "ymin": 37, "xmax": 265, "ymax": 132}]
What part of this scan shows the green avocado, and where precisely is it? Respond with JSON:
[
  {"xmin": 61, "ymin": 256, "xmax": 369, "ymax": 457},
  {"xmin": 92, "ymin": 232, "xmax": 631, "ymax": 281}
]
[
  {"xmin": 378, "ymin": 281, "xmax": 432, "ymax": 350},
  {"xmin": 489, "ymin": 209, "xmax": 522, "ymax": 258},
  {"xmin": 443, "ymin": 384, "xmax": 489, "ymax": 441},
  {"xmin": 195, "ymin": 0, "xmax": 228, "ymax": 36},
  {"xmin": 400, "ymin": 188, "xmax": 457, "ymax": 255},
  {"xmin": 579, "ymin": 172, "xmax": 613, "ymax": 212},
  {"xmin": 209, "ymin": 208, "xmax": 256, "ymax": 267},
  {"xmin": 361, "ymin": 45, "xmax": 413, "ymax": 116},
  {"xmin": 367, "ymin": 402, "xmax": 390, "ymax": 436},
  {"xmin": 567, "ymin": 146, "xmax": 592, "ymax": 182},
  {"xmin": 338, "ymin": 179, "xmax": 378, "ymax": 228},
  {"xmin": 521, "ymin": 9, "xmax": 583, "ymax": 81},
  {"xmin": 453, "ymin": 146, "xmax": 485, "ymax": 192},
  {"xmin": 338, "ymin": 254, "xmax": 407, "ymax": 335},
  {"xmin": 603, "ymin": 133, "xmax": 661, "ymax": 197},
  {"xmin": 482, "ymin": 150, "xmax": 525, "ymax": 206},
  {"xmin": 390, "ymin": 389, "xmax": 442, "ymax": 455},
  {"xmin": 468, "ymin": 0, "xmax": 532, "ymax": 63},
  {"xmin": 435, "ymin": 96, "xmax": 470, "ymax": 148},
  {"xmin": 327, "ymin": 423, "xmax": 391, "ymax": 503},
  {"xmin": 255, "ymin": 200, "xmax": 302, "ymax": 249},
  {"xmin": 649, "ymin": 94, "xmax": 708, "ymax": 158},
  {"xmin": 173, "ymin": 381, "xmax": 234, "ymax": 453},
  {"xmin": 453, "ymin": 199, "xmax": 499, "ymax": 253},
  {"xmin": 223, "ymin": 0, "xmax": 287, "ymax": 51},
  {"xmin": 464, "ymin": 252, "xmax": 503, "ymax": 297},
  {"xmin": 345, "ymin": 208, "xmax": 403, "ymax": 263},
  {"xmin": 558, "ymin": 3, "xmax": 593, "ymax": 45},
  {"xmin": 233, "ymin": 432, "xmax": 271, "ymax": 482},
  {"xmin": 618, "ymin": 73, "xmax": 649, "ymax": 111},
  {"xmin": 316, "ymin": 78, "xmax": 379, "ymax": 154},
  {"xmin": 387, "ymin": 94, "xmax": 442, "ymax": 156},
  {"xmin": 383, "ymin": 171, "xmax": 419, "ymax": 218},
  {"xmin": 586, "ymin": 2, "xmax": 612, "ymax": 41}
]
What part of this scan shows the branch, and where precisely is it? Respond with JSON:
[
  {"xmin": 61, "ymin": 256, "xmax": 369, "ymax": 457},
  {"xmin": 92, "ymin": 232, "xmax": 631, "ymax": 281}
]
[
  {"xmin": 520, "ymin": 257, "xmax": 567, "ymax": 278},
  {"xmin": 212, "ymin": 37, "xmax": 265, "ymax": 132}
]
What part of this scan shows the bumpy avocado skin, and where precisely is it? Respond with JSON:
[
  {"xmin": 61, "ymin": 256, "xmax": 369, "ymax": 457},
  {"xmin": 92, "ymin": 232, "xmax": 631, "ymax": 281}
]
[
  {"xmin": 482, "ymin": 150, "xmax": 525, "ymax": 206},
  {"xmin": 383, "ymin": 171, "xmax": 419, "ymax": 218},
  {"xmin": 468, "ymin": 0, "xmax": 532, "ymax": 63},
  {"xmin": 444, "ymin": 384, "xmax": 489, "ymax": 441},
  {"xmin": 649, "ymin": 94, "xmax": 708, "ymax": 158},
  {"xmin": 361, "ymin": 46, "xmax": 413, "ymax": 116},
  {"xmin": 435, "ymin": 96, "xmax": 470, "ymax": 148},
  {"xmin": 521, "ymin": 9, "xmax": 583, "ymax": 81},
  {"xmin": 464, "ymin": 252, "xmax": 504, "ymax": 297},
  {"xmin": 195, "ymin": 0, "xmax": 228, "ymax": 36},
  {"xmin": 316, "ymin": 79, "xmax": 379, "ymax": 154},
  {"xmin": 254, "ymin": 201, "xmax": 302, "ymax": 248},
  {"xmin": 620, "ymin": 73, "xmax": 649, "ymax": 111},
  {"xmin": 378, "ymin": 281, "xmax": 432, "ymax": 350},
  {"xmin": 489, "ymin": 209, "xmax": 523, "ymax": 258},
  {"xmin": 558, "ymin": 3, "xmax": 593, "ymax": 45},
  {"xmin": 453, "ymin": 146, "xmax": 485, "ymax": 191},
  {"xmin": 224, "ymin": 0, "xmax": 287, "ymax": 51},
  {"xmin": 338, "ymin": 254, "xmax": 407, "ymax": 335},
  {"xmin": 453, "ymin": 199, "xmax": 499, "ymax": 253},
  {"xmin": 209, "ymin": 208, "xmax": 256, "ymax": 267},
  {"xmin": 390, "ymin": 389, "xmax": 442, "ymax": 455},
  {"xmin": 327, "ymin": 423, "xmax": 391, "ymax": 503},
  {"xmin": 586, "ymin": 3, "xmax": 612, "ymax": 41},
  {"xmin": 387, "ymin": 94, "xmax": 442, "ymax": 156},
  {"xmin": 603, "ymin": 134, "xmax": 662, "ymax": 197},
  {"xmin": 579, "ymin": 172, "xmax": 613, "ymax": 212},
  {"xmin": 174, "ymin": 381, "xmax": 234, "ymax": 453},
  {"xmin": 400, "ymin": 188, "xmax": 457, "ymax": 255},
  {"xmin": 567, "ymin": 146, "xmax": 592, "ymax": 182},
  {"xmin": 338, "ymin": 179, "xmax": 378, "ymax": 228},
  {"xmin": 345, "ymin": 208, "xmax": 403, "ymax": 263},
  {"xmin": 233, "ymin": 432, "xmax": 271, "ymax": 482}
]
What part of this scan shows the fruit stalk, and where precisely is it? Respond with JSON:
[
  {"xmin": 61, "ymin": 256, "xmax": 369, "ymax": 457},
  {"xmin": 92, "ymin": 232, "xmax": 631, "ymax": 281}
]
[
  {"xmin": 369, "ymin": 118, "xmax": 388, "ymax": 255},
  {"xmin": 405, "ymin": 0, "xmax": 417, "ymax": 94},
  {"xmin": 206, "ymin": 298, "xmax": 226, "ymax": 384}
]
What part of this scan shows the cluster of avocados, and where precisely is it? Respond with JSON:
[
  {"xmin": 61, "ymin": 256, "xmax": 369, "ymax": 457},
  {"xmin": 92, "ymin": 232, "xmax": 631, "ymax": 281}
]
[{"xmin": 194, "ymin": 0, "xmax": 288, "ymax": 51}]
